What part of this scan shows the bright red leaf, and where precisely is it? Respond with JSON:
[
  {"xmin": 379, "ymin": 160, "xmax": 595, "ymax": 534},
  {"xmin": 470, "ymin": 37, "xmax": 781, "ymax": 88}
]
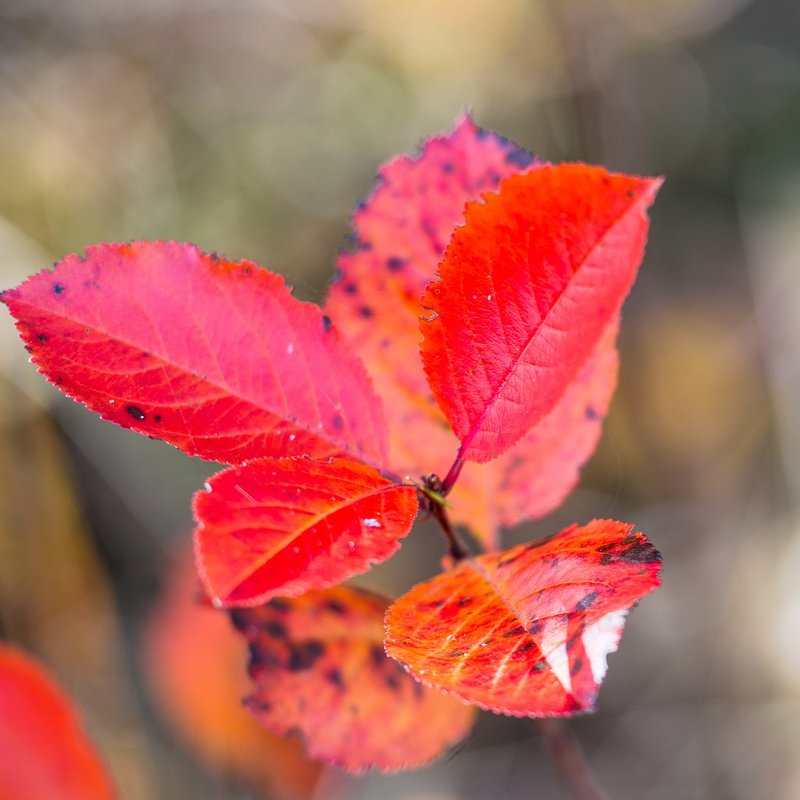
[
  {"xmin": 1, "ymin": 241, "xmax": 387, "ymax": 467},
  {"xmin": 232, "ymin": 587, "xmax": 476, "ymax": 773},
  {"xmin": 421, "ymin": 166, "xmax": 661, "ymax": 463},
  {"xmin": 325, "ymin": 114, "xmax": 542, "ymax": 479},
  {"xmin": 384, "ymin": 520, "xmax": 661, "ymax": 716},
  {"xmin": 448, "ymin": 319, "xmax": 619, "ymax": 543},
  {"xmin": 0, "ymin": 644, "xmax": 115, "ymax": 800},
  {"xmin": 194, "ymin": 456, "xmax": 418, "ymax": 607}
]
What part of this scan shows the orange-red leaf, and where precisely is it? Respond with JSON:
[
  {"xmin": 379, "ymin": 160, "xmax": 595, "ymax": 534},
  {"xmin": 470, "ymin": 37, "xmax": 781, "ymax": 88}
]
[
  {"xmin": 0, "ymin": 644, "xmax": 115, "ymax": 800},
  {"xmin": 194, "ymin": 457, "xmax": 418, "ymax": 607},
  {"xmin": 232, "ymin": 587, "xmax": 476, "ymax": 772},
  {"xmin": 384, "ymin": 520, "xmax": 661, "ymax": 716},
  {"xmin": 421, "ymin": 166, "xmax": 661, "ymax": 463},
  {"xmin": 325, "ymin": 115, "xmax": 541, "ymax": 478},
  {"xmin": 448, "ymin": 320, "xmax": 619, "ymax": 544},
  {"xmin": 1, "ymin": 241, "xmax": 387, "ymax": 466},
  {"xmin": 141, "ymin": 548, "xmax": 322, "ymax": 799}
]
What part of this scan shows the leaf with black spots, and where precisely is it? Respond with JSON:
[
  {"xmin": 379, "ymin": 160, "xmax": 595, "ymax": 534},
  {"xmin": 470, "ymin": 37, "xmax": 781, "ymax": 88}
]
[
  {"xmin": 385, "ymin": 520, "xmax": 661, "ymax": 716},
  {"xmin": 232, "ymin": 586, "xmax": 476, "ymax": 772},
  {"xmin": 2, "ymin": 241, "xmax": 387, "ymax": 466}
]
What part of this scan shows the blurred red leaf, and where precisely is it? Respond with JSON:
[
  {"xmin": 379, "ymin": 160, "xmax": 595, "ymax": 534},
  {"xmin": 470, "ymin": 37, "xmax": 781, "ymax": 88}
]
[
  {"xmin": 385, "ymin": 520, "xmax": 661, "ymax": 716},
  {"xmin": 0, "ymin": 644, "xmax": 115, "ymax": 800},
  {"xmin": 1, "ymin": 241, "xmax": 387, "ymax": 466},
  {"xmin": 421, "ymin": 166, "xmax": 661, "ymax": 463},
  {"xmin": 325, "ymin": 114, "xmax": 541, "ymax": 481},
  {"xmin": 232, "ymin": 586, "xmax": 476, "ymax": 772},
  {"xmin": 141, "ymin": 548, "xmax": 322, "ymax": 799},
  {"xmin": 194, "ymin": 456, "xmax": 418, "ymax": 607}
]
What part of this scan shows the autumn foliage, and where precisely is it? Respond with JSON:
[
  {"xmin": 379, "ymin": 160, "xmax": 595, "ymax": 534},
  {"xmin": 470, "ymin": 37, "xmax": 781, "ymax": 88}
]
[{"xmin": 2, "ymin": 115, "xmax": 662, "ymax": 775}]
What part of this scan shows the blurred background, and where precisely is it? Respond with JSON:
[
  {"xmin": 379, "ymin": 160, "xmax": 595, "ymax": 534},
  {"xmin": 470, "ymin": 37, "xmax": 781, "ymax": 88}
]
[{"xmin": 1, "ymin": 0, "xmax": 799, "ymax": 797}]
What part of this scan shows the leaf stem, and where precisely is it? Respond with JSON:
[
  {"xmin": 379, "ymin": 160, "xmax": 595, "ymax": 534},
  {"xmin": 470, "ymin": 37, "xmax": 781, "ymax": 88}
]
[
  {"xmin": 538, "ymin": 719, "xmax": 610, "ymax": 800},
  {"xmin": 441, "ymin": 455, "xmax": 465, "ymax": 495},
  {"xmin": 430, "ymin": 498, "xmax": 469, "ymax": 562},
  {"xmin": 418, "ymin": 474, "xmax": 470, "ymax": 562}
]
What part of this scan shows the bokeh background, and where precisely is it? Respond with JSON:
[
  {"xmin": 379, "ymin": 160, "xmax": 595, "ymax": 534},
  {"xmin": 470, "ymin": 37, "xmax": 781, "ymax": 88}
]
[{"xmin": 2, "ymin": 0, "xmax": 800, "ymax": 797}]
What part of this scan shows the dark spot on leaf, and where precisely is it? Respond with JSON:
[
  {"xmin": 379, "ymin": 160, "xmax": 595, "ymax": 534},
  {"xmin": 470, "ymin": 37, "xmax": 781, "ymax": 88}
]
[
  {"xmin": 287, "ymin": 640, "xmax": 325, "ymax": 672},
  {"xmin": 566, "ymin": 632, "xmax": 581, "ymax": 651},
  {"xmin": 530, "ymin": 659, "xmax": 547, "ymax": 673},
  {"xmin": 325, "ymin": 598, "xmax": 347, "ymax": 616},
  {"xmin": 263, "ymin": 620, "xmax": 287, "ymax": 639},
  {"xmin": 325, "ymin": 668, "xmax": 344, "ymax": 690},
  {"xmin": 247, "ymin": 697, "xmax": 272, "ymax": 713},
  {"xmin": 387, "ymin": 257, "xmax": 406, "ymax": 271},
  {"xmin": 370, "ymin": 644, "xmax": 385, "ymax": 668},
  {"xmin": 518, "ymin": 642, "xmax": 535, "ymax": 653},
  {"xmin": 385, "ymin": 672, "xmax": 400, "ymax": 690},
  {"xmin": 442, "ymin": 161, "xmax": 454, "ymax": 173},
  {"xmin": 626, "ymin": 189, "xmax": 635, "ymax": 198},
  {"xmin": 413, "ymin": 680, "xmax": 424, "ymax": 699},
  {"xmin": 126, "ymin": 405, "xmax": 146, "ymax": 421},
  {"xmin": 600, "ymin": 553, "xmax": 614, "ymax": 565},
  {"xmin": 585, "ymin": 405, "xmax": 600, "ymax": 420},
  {"xmin": 570, "ymin": 657, "xmax": 584, "ymax": 676},
  {"xmin": 358, "ymin": 305, "xmax": 373, "ymax": 319},
  {"xmin": 503, "ymin": 625, "xmax": 526, "ymax": 638},
  {"xmin": 576, "ymin": 591, "xmax": 599, "ymax": 612},
  {"xmin": 268, "ymin": 598, "xmax": 290, "ymax": 613},
  {"xmin": 529, "ymin": 622, "xmax": 543, "ymax": 635},
  {"xmin": 154, "ymin": 414, "xmax": 162, "ymax": 423},
  {"xmin": 505, "ymin": 147, "xmax": 535, "ymax": 168},
  {"xmin": 456, "ymin": 597, "xmax": 473, "ymax": 608},
  {"xmin": 242, "ymin": 265, "xmax": 251, "ymax": 274},
  {"xmin": 52, "ymin": 283, "xmax": 65, "ymax": 295},
  {"xmin": 24, "ymin": 345, "xmax": 32, "ymax": 353},
  {"xmin": 322, "ymin": 314, "xmax": 333, "ymax": 332},
  {"xmin": 475, "ymin": 126, "xmax": 489, "ymax": 139},
  {"xmin": 380, "ymin": 338, "xmax": 391, "ymax": 349},
  {"xmin": 618, "ymin": 541, "xmax": 661, "ymax": 564},
  {"xmin": 332, "ymin": 414, "xmax": 344, "ymax": 430},
  {"xmin": 56, "ymin": 376, "xmax": 63, "ymax": 384},
  {"xmin": 343, "ymin": 282, "xmax": 358, "ymax": 295},
  {"xmin": 37, "ymin": 334, "xmax": 47, "ymax": 342}
]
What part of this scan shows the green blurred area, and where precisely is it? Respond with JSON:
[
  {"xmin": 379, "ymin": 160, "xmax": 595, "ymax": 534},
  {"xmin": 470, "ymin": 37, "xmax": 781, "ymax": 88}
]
[{"xmin": 2, "ymin": 0, "xmax": 800, "ymax": 797}]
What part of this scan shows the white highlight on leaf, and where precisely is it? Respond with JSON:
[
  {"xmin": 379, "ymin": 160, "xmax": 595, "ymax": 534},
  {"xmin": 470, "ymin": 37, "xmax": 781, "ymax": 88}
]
[
  {"xmin": 582, "ymin": 609, "xmax": 627, "ymax": 683},
  {"xmin": 363, "ymin": 518, "xmax": 381, "ymax": 528},
  {"xmin": 541, "ymin": 619, "xmax": 571, "ymax": 693}
]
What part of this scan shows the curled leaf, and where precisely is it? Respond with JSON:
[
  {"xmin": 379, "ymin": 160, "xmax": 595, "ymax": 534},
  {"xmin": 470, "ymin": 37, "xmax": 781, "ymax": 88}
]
[{"xmin": 385, "ymin": 519, "xmax": 661, "ymax": 716}]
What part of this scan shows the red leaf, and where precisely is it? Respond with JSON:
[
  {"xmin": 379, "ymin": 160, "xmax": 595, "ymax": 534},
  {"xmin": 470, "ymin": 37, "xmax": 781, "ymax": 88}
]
[
  {"xmin": 231, "ymin": 587, "xmax": 476, "ymax": 772},
  {"xmin": 0, "ymin": 644, "xmax": 115, "ymax": 800},
  {"xmin": 325, "ymin": 115, "xmax": 541, "ymax": 478},
  {"xmin": 194, "ymin": 456, "xmax": 418, "ymax": 607},
  {"xmin": 384, "ymin": 520, "xmax": 661, "ymax": 716},
  {"xmin": 421, "ymin": 166, "xmax": 661, "ymax": 463},
  {"xmin": 448, "ymin": 320, "xmax": 619, "ymax": 544},
  {"xmin": 2, "ymin": 241, "xmax": 387, "ymax": 466}
]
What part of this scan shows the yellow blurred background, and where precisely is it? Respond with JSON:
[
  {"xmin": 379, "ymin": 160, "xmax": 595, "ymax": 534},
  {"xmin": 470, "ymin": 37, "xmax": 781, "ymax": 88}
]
[{"xmin": 2, "ymin": 0, "xmax": 800, "ymax": 797}]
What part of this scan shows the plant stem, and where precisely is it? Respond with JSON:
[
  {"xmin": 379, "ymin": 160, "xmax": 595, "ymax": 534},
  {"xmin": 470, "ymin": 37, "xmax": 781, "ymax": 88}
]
[
  {"xmin": 430, "ymin": 499, "xmax": 469, "ymax": 562},
  {"xmin": 538, "ymin": 719, "xmax": 610, "ymax": 800},
  {"xmin": 441, "ymin": 455, "xmax": 464, "ymax": 495}
]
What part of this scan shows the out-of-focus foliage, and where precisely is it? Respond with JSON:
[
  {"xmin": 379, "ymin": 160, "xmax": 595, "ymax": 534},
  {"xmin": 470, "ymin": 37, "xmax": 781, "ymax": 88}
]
[{"xmin": 2, "ymin": 0, "xmax": 800, "ymax": 797}]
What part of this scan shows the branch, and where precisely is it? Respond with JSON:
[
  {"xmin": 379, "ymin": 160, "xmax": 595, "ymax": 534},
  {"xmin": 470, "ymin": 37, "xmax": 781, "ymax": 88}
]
[{"xmin": 538, "ymin": 719, "xmax": 610, "ymax": 800}]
